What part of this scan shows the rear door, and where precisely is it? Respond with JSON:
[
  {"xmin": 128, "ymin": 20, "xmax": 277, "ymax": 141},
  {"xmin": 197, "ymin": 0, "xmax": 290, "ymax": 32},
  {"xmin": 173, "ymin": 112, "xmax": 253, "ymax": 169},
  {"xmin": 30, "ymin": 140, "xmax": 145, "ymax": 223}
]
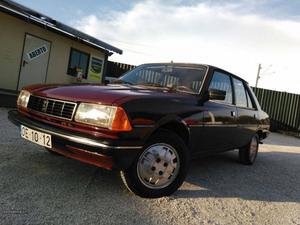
[
  {"xmin": 18, "ymin": 34, "xmax": 51, "ymax": 90},
  {"xmin": 190, "ymin": 70, "xmax": 238, "ymax": 154},
  {"xmin": 232, "ymin": 78, "xmax": 258, "ymax": 147}
]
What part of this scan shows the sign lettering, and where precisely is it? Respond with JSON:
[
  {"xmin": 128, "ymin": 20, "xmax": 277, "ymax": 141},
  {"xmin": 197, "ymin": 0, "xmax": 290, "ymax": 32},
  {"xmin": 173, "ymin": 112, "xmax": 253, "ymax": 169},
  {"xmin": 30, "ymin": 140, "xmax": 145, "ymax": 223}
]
[{"xmin": 27, "ymin": 45, "xmax": 48, "ymax": 61}]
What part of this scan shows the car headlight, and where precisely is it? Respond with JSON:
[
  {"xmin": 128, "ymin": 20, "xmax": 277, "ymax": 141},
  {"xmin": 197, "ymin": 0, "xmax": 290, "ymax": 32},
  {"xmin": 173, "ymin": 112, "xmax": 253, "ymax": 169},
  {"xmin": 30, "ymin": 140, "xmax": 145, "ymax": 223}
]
[
  {"xmin": 17, "ymin": 90, "xmax": 30, "ymax": 108},
  {"xmin": 74, "ymin": 103, "xmax": 132, "ymax": 131}
]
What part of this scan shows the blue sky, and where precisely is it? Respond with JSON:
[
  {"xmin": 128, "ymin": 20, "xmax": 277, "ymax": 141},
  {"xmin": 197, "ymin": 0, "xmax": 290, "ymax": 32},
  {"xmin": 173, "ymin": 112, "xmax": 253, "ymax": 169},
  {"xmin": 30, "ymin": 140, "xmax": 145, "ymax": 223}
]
[
  {"xmin": 13, "ymin": 0, "xmax": 300, "ymax": 93},
  {"xmin": 14, "ymin": 0, "xmax": 300, "ymax": 23},
  {"xmin": 14, "ymin": 0, "xmax": 138, "ymax": 22}
]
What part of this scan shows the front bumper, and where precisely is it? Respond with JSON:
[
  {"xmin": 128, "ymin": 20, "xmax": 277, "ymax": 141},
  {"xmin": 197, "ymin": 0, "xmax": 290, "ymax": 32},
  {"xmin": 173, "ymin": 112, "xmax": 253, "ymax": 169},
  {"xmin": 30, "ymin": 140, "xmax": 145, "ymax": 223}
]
[{"xmin": 8, "ymin": 110, "xmax": 143, "ymax": 170}]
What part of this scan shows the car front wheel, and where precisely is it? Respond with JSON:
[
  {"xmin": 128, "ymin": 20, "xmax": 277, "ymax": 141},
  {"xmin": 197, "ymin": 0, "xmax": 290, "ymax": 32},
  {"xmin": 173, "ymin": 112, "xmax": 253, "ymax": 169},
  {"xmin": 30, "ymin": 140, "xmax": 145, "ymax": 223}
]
[
  {"xmin": 120, "ymin": 130, "xmax": 189, "ymax": 198},
  {"xmin": 239, "ymin": 134, "xmax": 259, "ymax": 165}
]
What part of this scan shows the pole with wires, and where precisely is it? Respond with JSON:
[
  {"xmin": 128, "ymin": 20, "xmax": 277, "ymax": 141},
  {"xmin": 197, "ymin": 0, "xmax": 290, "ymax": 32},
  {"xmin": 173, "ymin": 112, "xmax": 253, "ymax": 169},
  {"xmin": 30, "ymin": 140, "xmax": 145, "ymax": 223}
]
[{"xmin": 255, "ymin": 63, "xmax": 262, "ymax": 88}]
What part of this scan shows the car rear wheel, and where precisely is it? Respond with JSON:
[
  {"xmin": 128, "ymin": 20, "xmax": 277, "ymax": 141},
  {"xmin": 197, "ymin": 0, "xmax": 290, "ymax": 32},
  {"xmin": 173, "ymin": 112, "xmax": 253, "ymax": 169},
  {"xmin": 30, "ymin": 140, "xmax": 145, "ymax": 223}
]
[
  {"xmin": 120, "ymin": 130, "xmax": 189, "ymax": 198},
  {"xmin": 239, "ymin": 134, "xmax": 259, "ymax": 165}
]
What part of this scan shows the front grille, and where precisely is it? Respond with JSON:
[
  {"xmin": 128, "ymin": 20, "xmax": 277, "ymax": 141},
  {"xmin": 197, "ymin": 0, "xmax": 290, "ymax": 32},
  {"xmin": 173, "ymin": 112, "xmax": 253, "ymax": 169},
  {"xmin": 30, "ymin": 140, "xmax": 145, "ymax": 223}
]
[{"xmin": 27, "ymin": 95, "xmax": 76, "ymax": 120}]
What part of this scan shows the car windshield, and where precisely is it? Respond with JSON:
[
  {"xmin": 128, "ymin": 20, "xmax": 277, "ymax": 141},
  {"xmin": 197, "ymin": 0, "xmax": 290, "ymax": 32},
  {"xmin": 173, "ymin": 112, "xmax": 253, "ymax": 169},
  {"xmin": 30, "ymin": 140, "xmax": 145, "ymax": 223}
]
[{"xmin": 116, "ymin": 64, "xmax": 207, "ymax": 94}]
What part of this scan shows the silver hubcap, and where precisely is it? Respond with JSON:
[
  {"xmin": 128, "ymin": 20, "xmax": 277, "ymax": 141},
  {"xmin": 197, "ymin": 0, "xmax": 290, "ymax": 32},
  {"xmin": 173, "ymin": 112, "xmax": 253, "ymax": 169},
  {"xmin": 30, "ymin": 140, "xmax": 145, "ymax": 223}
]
[
  {"xmin": 249, "ymin": 136, "xmax": 258, "ymax": 162},
  {"xmin": 137, "ymin": 143, "xmax": 180, "ymax": 189}
]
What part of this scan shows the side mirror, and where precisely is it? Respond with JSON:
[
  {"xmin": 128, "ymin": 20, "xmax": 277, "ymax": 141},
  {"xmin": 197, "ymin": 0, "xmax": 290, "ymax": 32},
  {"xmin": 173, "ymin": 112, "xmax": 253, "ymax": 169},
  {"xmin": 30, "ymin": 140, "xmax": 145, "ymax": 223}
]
[
  {"xmin": 104, "ymin": 77, "xmax": 117, "ymax": 85},
  {"xmin": 104, "ymin": 79, "xmax": 110, "ymax": 85},
  {"xmin": 208, "ymin": 89, "xmax": 226, "ymax": 100}
]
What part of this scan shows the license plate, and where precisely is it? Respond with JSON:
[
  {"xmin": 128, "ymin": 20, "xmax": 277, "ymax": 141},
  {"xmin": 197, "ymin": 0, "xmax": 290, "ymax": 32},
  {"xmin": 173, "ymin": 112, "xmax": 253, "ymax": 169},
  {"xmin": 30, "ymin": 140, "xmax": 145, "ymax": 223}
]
[{"xmin": 20, "ymin": 125, "xmax": 52, "ymax": 148}]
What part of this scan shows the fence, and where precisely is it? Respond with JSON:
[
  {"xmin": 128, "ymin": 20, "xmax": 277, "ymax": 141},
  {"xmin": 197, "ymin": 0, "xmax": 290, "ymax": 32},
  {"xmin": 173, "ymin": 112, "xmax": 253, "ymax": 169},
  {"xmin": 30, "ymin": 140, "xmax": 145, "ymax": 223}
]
[
  {"xmin": 106, "ymin": 61, "xmax": 135, "ymax": 78},
  {"xmin": 252, "ymin": 87, "xmax": 300, "ymax": 133}
]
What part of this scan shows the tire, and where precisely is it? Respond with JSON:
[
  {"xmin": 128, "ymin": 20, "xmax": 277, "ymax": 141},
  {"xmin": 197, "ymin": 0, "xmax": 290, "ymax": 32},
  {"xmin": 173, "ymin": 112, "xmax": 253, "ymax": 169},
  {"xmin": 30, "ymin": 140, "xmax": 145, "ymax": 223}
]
[
  {"xmin": 239, "ymin": 134, "xmax": 259, "ymax": 165},
  {"xmin": 120, "ymin": 130, "xmax": 190, "ymax": 198},
  {"xmin": 45, "ymin": 148, "xmax": 62, "ymax": 156}
]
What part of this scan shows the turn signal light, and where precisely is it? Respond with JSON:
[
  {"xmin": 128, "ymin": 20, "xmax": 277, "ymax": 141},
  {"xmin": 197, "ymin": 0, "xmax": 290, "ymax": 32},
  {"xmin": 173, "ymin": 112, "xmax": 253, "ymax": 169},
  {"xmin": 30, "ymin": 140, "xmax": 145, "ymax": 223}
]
[{"xmin": 111, "ymin": 107, "xmax": 132, "ymax": 131}]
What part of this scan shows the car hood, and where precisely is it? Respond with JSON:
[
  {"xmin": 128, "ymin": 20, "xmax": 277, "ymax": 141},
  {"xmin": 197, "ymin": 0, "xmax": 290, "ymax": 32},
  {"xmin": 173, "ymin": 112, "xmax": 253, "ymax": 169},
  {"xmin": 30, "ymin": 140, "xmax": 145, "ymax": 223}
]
[{"xmin": 24, "ymin": 83, "xmax": 193, "ymax": 105}]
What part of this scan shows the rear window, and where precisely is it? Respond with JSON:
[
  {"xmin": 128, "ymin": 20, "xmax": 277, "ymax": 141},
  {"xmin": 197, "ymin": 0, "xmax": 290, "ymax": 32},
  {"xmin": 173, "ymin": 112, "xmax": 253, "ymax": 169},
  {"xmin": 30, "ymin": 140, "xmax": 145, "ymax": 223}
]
[
  {"xmin": 233, "ymin": 78, "xmax": 248, "ymax": 108},
  {"xmin": 245, "ymin": 88, "xmax": 254, "ymax": 108}
]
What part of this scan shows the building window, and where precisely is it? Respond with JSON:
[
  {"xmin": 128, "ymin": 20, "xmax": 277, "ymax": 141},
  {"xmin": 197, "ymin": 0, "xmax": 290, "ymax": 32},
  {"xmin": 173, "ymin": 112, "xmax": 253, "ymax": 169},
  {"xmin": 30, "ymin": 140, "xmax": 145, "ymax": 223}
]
[{"xmin": 67, "ymin": 48, "xmax": 90, "ymax": 79}]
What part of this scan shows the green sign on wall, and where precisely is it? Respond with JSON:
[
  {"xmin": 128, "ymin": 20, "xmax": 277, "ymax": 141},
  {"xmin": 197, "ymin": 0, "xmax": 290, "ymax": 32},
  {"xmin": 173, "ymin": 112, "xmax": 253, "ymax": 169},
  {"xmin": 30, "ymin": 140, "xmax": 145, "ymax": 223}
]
[{"xmin": 88, "ymin": 56, "xmax": 103, "ymax": 81}]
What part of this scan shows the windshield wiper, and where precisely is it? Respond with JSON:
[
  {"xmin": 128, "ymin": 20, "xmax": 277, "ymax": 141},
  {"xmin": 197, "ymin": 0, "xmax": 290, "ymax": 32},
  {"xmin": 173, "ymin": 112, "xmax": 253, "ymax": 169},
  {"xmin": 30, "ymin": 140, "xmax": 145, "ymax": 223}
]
[
  {"xmin": 137, "ymin": 82, "xmax": 171, "ymax": 90},
  {"xmin": 168, "ymin": 85, "xmax": 193, "ymax": 93},
  {"xmin": 133, "ymin": 82, "xmax": 195, "ymax": 93},
  {"xmin": 138, "ymin": 82, "xmax": 163, "ymax": 87},
  {"xmin": 111, "ymin": 79, "xmax": 133, "ymax": 85}
]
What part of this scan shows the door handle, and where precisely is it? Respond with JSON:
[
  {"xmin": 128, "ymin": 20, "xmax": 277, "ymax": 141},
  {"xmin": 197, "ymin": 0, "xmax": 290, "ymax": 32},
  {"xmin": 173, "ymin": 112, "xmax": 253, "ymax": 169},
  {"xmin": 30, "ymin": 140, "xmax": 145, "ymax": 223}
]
[
  {"xmin": 22, "ymin": 60, "xmax": 28, "ymax": 67},
  {"xmin": 231, "ymin": 111, "xmax": 236, "ymax": 117}
]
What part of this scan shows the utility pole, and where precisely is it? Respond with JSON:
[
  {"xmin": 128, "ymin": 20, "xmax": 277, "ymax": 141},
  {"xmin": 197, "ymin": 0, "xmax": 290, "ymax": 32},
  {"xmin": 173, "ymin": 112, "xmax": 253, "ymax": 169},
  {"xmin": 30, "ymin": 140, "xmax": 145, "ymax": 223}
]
[{"xmin": 255, "ymin": 64, "xmax": 262, "ymax": 88}]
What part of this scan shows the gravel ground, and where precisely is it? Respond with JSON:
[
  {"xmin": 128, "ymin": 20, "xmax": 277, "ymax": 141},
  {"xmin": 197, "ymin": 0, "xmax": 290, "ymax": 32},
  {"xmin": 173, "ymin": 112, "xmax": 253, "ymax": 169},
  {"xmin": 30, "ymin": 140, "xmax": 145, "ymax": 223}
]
[{"xmin": 0, "ymin": 107, "xmax": 299, "ymax": 225}]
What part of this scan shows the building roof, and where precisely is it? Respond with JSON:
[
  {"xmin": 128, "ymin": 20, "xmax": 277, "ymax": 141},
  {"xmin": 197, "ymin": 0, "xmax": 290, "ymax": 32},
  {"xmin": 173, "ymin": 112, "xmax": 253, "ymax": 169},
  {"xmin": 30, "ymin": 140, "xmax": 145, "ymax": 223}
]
[{"xmin": 0, "ymin": 0, "xmax": 123, "ymax": 55}]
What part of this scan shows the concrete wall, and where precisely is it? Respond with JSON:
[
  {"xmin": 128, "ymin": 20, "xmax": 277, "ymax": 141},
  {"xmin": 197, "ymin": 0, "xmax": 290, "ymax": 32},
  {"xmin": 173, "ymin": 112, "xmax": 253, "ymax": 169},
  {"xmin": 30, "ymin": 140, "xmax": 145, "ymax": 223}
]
[{"xmin": 0, "ymin": 12, "xmax": 106, "ymax": 91}]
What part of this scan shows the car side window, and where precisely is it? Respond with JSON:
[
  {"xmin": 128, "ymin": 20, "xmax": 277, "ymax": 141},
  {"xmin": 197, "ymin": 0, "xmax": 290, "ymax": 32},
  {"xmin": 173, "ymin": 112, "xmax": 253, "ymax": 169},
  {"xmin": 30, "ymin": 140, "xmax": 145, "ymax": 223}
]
[
  {"xmin": 209, "ymin": 71, "xmax": 233, "ymax": 104},
  {"xmin": 245, "ymin": 88, "xmax": 254, "ymax": 108},
  {"xmin": 233, "ymin": 78, "xmax": 248, "ymax": 108}
]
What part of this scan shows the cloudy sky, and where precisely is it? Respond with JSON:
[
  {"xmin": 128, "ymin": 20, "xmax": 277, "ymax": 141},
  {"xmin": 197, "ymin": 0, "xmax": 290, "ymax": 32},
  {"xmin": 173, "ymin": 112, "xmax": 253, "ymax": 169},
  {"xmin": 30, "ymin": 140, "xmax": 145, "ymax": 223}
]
[{"xmin": 15, "ymin": 0, "xmax": 300, "ymax": 93}]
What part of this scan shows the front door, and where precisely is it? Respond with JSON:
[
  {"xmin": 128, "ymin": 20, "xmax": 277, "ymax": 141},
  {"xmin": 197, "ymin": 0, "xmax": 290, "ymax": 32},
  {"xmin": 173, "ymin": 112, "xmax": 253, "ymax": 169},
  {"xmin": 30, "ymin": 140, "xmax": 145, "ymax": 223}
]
[
  {"xmin": 18, "ymin": 34, "xmax": 51, "ymax": 90},
  {"xmin": 190, "ymin": 70, "xmax": 238, "ymax": 154}
]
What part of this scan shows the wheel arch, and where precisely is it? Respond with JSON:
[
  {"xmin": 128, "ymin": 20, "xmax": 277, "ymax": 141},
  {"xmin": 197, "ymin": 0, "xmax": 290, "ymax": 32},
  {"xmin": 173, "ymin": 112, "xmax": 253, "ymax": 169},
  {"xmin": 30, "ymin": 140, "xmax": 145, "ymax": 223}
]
[
  {"xmin": 148, "ymin": 117, "xmax": 190, "ymax": 146},
  {"xmin": 256, "ymin": 129, "xmax": 264, "ymax": 140}
]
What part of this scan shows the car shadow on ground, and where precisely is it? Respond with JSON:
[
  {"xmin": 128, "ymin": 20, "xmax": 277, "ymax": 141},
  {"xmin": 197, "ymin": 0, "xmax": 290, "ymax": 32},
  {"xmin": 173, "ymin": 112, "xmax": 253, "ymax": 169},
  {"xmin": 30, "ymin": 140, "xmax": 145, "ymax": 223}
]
[
  {"xmin": 174, "ymin": 150, "xmax": 300, "ymax": 203},
  {"xmin": 28, "ymin": 147, "xmax": 300, "ymax": 204},
  {"xmin": 1, "ymin": 140, "xmax": 299, "ymax": 209}
]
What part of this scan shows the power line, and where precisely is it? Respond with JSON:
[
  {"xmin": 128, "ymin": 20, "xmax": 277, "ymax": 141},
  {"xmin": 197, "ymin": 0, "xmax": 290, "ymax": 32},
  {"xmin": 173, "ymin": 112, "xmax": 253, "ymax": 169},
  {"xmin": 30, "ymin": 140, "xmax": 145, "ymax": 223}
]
[
  {"xmin": 104, "ymin": 38, "xmax": 157, "ymax": 48},
  {"xmin": 120, "ymin": 48, "xmax": 152, "ymax": 56},
  {"xmin": 255, "ymin": 64, "xmax": 275, "ymax": 87}
]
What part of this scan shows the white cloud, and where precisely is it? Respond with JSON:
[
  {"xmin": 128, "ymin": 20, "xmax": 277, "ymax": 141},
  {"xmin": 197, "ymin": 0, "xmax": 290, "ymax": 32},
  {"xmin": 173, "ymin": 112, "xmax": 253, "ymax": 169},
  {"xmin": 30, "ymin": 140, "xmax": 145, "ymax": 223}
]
[{"xmin": 74, "ymin": 0, "xmax": 300, "ymax": 93}]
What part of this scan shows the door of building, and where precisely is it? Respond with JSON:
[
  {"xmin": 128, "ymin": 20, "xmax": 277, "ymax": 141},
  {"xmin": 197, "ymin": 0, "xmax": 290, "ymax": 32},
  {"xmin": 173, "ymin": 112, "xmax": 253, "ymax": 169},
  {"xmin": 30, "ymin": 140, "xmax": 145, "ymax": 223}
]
[{"xmin": 18, "ymin": 34, "xmax": 51, "ymax": 90}]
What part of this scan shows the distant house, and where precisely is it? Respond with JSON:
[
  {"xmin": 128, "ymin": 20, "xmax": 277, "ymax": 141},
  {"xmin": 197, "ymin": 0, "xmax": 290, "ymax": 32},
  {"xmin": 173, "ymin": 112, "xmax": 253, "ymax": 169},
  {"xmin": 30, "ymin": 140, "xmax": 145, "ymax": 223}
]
[{"xmin": 0, "ymin": 0, "xmax": 122, "ymax": 91}]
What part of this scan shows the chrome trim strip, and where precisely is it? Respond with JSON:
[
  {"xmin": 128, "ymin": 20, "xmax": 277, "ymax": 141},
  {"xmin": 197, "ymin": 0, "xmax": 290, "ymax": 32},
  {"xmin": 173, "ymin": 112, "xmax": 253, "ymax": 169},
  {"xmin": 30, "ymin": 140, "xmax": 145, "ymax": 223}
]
[
  {"xmin": 189, "ymin": 124, "xmax": 238, "ymax": 127},
  {"xmin": 133, "ymin": 125, "xmax": 155, "ymax": 128},
  {"xmin": 28, "ymin": 95, "xmax": 77, "ymax": 121},
  {"xmin": 188, "ymin": 125, "xmax": 203, "ymax": 127},
  {"xmin": 205, "ymin": 124, "xmax": 238, "ymax": 127},
  {"xmin": 190, "ymin": 124, "xmax": 259, "ymax": 127},
  {"xmin": 22, "ymin": 123, "xmax": 143, "ymax": 150}
]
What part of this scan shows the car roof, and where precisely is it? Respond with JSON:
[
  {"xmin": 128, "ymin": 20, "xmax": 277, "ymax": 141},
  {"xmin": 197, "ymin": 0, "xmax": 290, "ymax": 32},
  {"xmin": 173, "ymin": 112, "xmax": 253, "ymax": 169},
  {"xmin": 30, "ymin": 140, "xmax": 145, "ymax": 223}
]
[{"xmin": 139, "ymin": 63, "xmax": 249, "ymax": 84}]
